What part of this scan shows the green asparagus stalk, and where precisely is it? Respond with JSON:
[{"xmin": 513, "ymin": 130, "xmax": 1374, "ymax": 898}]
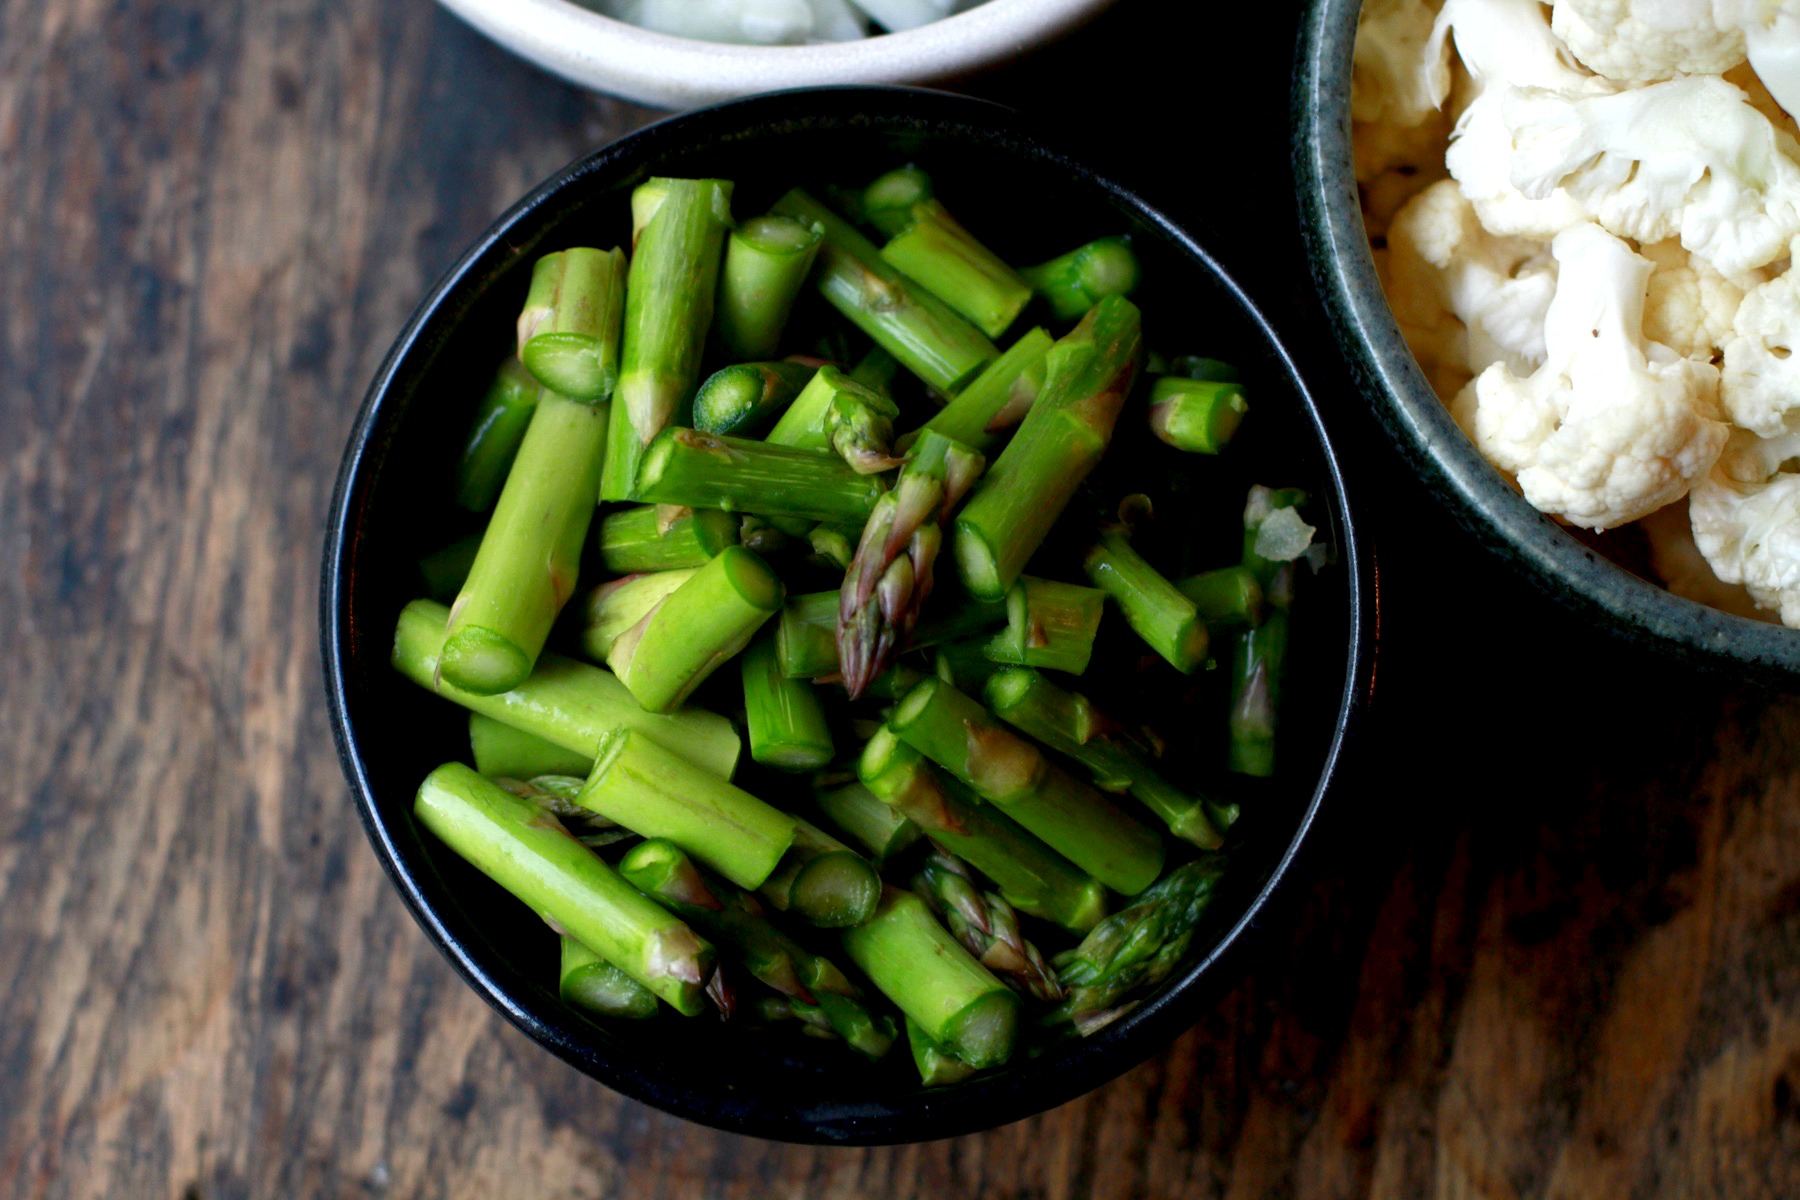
[
  {"xmin": 859, "ymin": 726, "xmax": 1107, "ymax": 933},
  {"xmin": 596, "ymin": 504, "xmax": 740, "ymax": 573},
  {"xmin": 766, "ymin": 364, "xmax": 904, "ymax": 474},
  {"xmin": 815, "ymin": 782, "xmax": 921, "ymax": 863},
  {"xmin": 690, "ymin": 360, "xmax": 815, "ymax": 437},
  {"xmin": 1083, "ymin": 530, "xmax": 1209, "ymax": 673},
  {"xmin": 516, "ymin": 247, "xmax": 628, "ymax": 402},
  {"xmin": 932, "ymin": 640, "xmax": 1002, "ymax": 693},
  {"xmin": 1148, "ymin": 376, "xmax": 1247, "ymax": 455},
  {"xmin": 439, "ymin": 392, "xmax": 608, "ymax": 694},
  {"xmin": 580, "ymin": 568, "xmax": 697, "ymax": 662},
  {"xmin": 862, "ymin": 164, "xmax": 934, "ymax": 238},
  {"xmin": 915, "ymin": 851, "xmax": 1062, "ymax": 1002},
  {"xmin": 393, "ymin": 599, "xmax": 740, "ymax": 779},
  {"xmin": 1020, "ymin": 236, "xmax": 1141, "ymax": 322},
  {"xmin": 808, "ymin": 524, "xmax": 856, "ymax": 570},
  {"xmin": 603, "ymin": 546, "xmax": 784, "ymax": 714},
  {"xmin": 849, "ymin": 346, "xmax": 901, "ymax": 394},
  {"xmin": 757, "ymin": 819, "xmax": 882, "ymax": 928},
  {"xmin": 952, "ymin": 296, "xmax": 1143, "ymax": 601},
  {"xmin": 769, "ymin": 189, "xmax": 997, "ymax": 396},
  {"xmin": 601, "ymin": 178, "xmax": 733, "ymax": 500},
  {"xmin": 717, "ymin": 215, "xmax": 823, "ymax": 360},
  {"xmin": 842, "ymin": 887, "xmax": 1018, "ymax": 1069},
  {"xmin": 887, "ymin": 677, "xmax": 1165, "ymax": 895},
  {"xmin": 983, "ymin": 668, "xmax": 1224, "ymax": 849},
  {"xmin": 907, "ymin": 1016, "xmax": 977, "ymax": 1086},
  {"xmin": 417, "ymin": 531, "xmax": 484, "ymax": 604},
  {"xmin": 739, "ymin": 515, "xmax": 796, "ymax": 556},
  {"xmin": 577, "ymin": 727, "xmax": 796, "ymax": 889},
  {"xmin": 905, "ymin": 327, "xmax": 1052, "ymax": 452},
  {"xmin": 753, "ymin": 996, "xmax": 840, "ymax": 1040},
  {"xmin": 1228, "ymin": 610, "xmax": 1287, "ymax": 778},
  {"xmin": 881, "ymin": 199, "xmax": 1033, "ymax": 339},
  {"xmin": 635, "ymin": 428, "xmax": 886, "ymax": 526},
  {"xmin": 491, "ymin": 773, "xmax": 628, "ymax": 849},
  {"xmin": 560, "ymin": 935, "xmax": 659, "ymax": 1020},
  {"xmin": 454, "ymin": 359, "xmax": 541, "ymax": 512},
  {"xmin": 468, "ymin": 712, "xmax": 594, "ymax": 780},
  {"xmin": 775, "ymin": 587, "xmax": 1007, "ymax": 681},
  {"xmin": 981, "ymin": 576, "xmax": 1106, "ymax": 675},
  {"xmin": 741, "ymin": 631, "xmax": 834, "ymax": 771},
  {"xmin": 413, "ymin": 763, "xmax": 713, "ymax": 1015},
  {"xmin": 838, "ymin": 430, "xmax": 986, "ymax": 698},
  {"xmin": 1174, "ymin": 565, "xmax": 1264, "ymax": 631},
  {"xmin": 1051, "ymin": 859, "xmax": 1226, "ymax": 1035}
]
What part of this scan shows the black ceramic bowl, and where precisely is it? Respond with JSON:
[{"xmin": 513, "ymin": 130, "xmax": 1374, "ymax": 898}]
[
  {"xmin": 1295, "ymin": 0, "xmax": 1800, "ymax": 681},
  {"xmin": 322, "ymin": 86, "xmax": 1376, "ymax": 1143}
]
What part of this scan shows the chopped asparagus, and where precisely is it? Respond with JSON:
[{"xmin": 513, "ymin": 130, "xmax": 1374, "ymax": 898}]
[
  {"xmin": 691, "ymin": 360, "xmax": 816, "ymax": 437},
  {"xmin": 741, "ymin": 631, "xmax": 834, "ymax": 771},
  {"xmin": 717, "ymin": 215, "xmax": 823, "ymax": 360},
  {"xmin": 766, "ymin": 364, "xmax": 903, "ymax": 474},
  {"xmin": 596, "ymin": 504, "xmax": 741, "ymax": 573},
  {"xmin": 560, "ymin": 936, "xmax": 660, "ymax": 1020},
  {"xmin": 1020, "ymin": 236, "xmax": 1140, "ymax": 322},
  {"xmin": 1148, "ymin": 376, "xmax": 1247, "ymax": 455},
  {"xmin": 905, "ymin": 326, "xmax": 1052, "ymax": 452},
  {"xmin": 981, "ymin": 576, "xmax": 1106, "ymax": 675},
  {"xmin": 814, "ymin": 781, "xmax": 921, "ymax": 863},
  {"xmin": 516, "ymin": 247, "xmax": 628, "ymax": 402},
  {"xmin": 1083, "ymin": 530, "xmax": 1209, "ymax": 673},
  {"xmin": 881, "ymin": 199, "xmax": 1033, "ymax": 338},
  {"xmin": 468, "ymin": 712, "xmax": 594, "ymax": 780},
  {"xmin": 635, "ymin": 428, "xmax": 886, "ymax": 526},
  {"xmin": 580, "ymin": 568, "xmax": 698, "ymax": 663},
  {"xmin": 454, "ymin": 358, "xmax": 542, "ymax": 512},
  {"xmin": 862, "ymin": 164, "xmax": 934, "ymax": 238},
  {"xmin": 915, "ymin": 851, "xmax": 1062, "ymax": 1002},
  {"xmin": 757, "ymin": 818, "xmax": 882, "ymax": 928},
  {"xmin": 1174, "ymin": 565, "xmax": 1264, "ymax": 631},
  {"xmin": 1228, "ymin": 611, "xmax": 1287, "ymax": 778}
]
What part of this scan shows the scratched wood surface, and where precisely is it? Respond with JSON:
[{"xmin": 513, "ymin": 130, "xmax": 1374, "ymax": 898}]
[{"xmin": 5, "ymin": 0, "xmax": 1800, "ymax": 1196}]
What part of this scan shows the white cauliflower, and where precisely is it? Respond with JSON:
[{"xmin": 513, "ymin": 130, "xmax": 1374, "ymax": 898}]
[
  {"xmin": 1353, "ymin": 0, "xmax": 1453, "ymax": 126},
  {"xmin": 1454, "ymin": 223, "xmax": 1729, "ymax": 529},
  {"xmin": 1638, "ymin": 502, "xmax": 1774, "ymax": 618},
  {"xmin": 1505, "ymin": 73, "xmax": 1800, "ymax": 275},
  {"xmin": 1689, "ymin": 427, "xmax": 1800, "ymax": 624},
  {"xmin": 1724, "ymin": 61, "xmax": 1800, "ymax": 138},
  {"xmin": 1550, "ymin": 0, "xmax": 1747, "ymax": 82},
  {"xmin": 1719, "ymin": 0, "xmax": 1800, "ymax": 119},
  {"xmin": 1641, "ymin": 239, "xmax": 1751, "ymax": 361},
  {"xmin": 1722, "ymin": 249, "xmax": 1800, "ymax": 435}
]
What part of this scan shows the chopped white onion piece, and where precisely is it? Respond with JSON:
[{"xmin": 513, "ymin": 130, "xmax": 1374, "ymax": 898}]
[{"xmin": 1253, "ymin": 506, "xmax": 1318, "ymax": 563}]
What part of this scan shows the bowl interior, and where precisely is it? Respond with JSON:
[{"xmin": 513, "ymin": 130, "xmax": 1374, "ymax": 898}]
[
  {"xmin": 325, "ymin": 87, "xmax": 1372, "ymax": 1143},
  {"xmin": 1294, "ymin": 0, "xmax": 1800, "ymax": 680}
]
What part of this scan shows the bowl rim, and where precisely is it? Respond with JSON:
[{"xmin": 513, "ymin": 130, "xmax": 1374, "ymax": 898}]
[
  {"xmin": 321, "ymin": 84, "xmax": 1379, "ymax": 1144},
  {"xmin": 1292, "ymin": 0, "xmax": 1800, "ymax": 681},
  {"xmin": 435, "ymin": 0, "xmax": 1120, "ymax": 108}
]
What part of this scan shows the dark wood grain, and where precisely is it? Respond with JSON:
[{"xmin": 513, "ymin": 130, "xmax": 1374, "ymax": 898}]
[{"xmin": 5, "ymin": 1, "xmax": 1800, "ymax": 1196}]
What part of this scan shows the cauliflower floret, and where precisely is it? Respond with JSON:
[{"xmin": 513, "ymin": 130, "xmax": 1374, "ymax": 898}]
[
  {"xmin": 1640, "ymin": 239, "xmax": 1751, "ymax": 361},
  {"xmin": 1432, "ymin": 0, "xmax": 1608, "ymax": 239},
  {"xmin": 1689, "ymin": 427, "xmax": 1800, "ymax": 624},
  {"xmin": 1454, "ymin": 223, "xmax": 1728, "ymax": 529},
  {"xmin": 1719, "ymin": 0, "xmax": 1800, "ymax": 120},
  {"xmin": 1550, "ymin": 0, "xmax": 1746, "ymax": 83},
  {"xmin": 1724, "ymin": 61, "xmax": 1800, "ymax": 138},
  {"xmin": 1721, "ymin": 250, "xmax": 1800, "ymax": 435},
  {"xmin": 1388, "ymin": 180, "xmax": 1558, "ymax": 388},
  {"xmin": 1505, "ymin": 74, "xmax": 1800, "ymax": 275},
  {"xmin": 1639, "ymin": 502, "xmax": 1774, "ymax": 618},
  {"xmin": 1354, "ymin": 0, "xmax": 1454, "ymax": 126},
  {"xmin": 1355, "ymin": 106, "xmax": 1457, "ymax": 239}
]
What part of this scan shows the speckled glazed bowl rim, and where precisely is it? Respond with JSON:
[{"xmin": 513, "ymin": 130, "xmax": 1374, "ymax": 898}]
[
  {"xmin": 322, "ymin": 86, "xmax": 1377, "ymax": 1144},
  {"xmin": 1294, "ymin": 0, "xmax": 1800, "ymax": 681},
  {"xmin": 435, "ymin": 0, "xmax": 1120, "ymax": 109}
]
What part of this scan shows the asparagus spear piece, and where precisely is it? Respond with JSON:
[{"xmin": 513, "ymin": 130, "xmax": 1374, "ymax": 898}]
[
  {"xmin": 907, "ymin": 1016, "xmax": 978, "ymax": 1086},
  {"xmin": 881, "ymin": 199, "xmax": 1033, "ymax": 339},
  {"xmin": 635, "ymin": 428, "xmax": 886, "ymax": 526},
  {"xmin": 887, "ymin": 677, "xmax": 1165, "ymax": 896},
  {"xmin": 842, "ymin": 887, "xmax": 1018, "ymax": 1069},
  {"xmin": 516, "ymin": 247, "xmax": 628, "ymax": 402},
  {"xmin": 932, "ymin": 639, "xmax": 1002, "ymax": 694},
  {"xmin": 862, "ymin": 164, "xmax": 934, "ymax": 239},
  {"xmin": 605, "ymin": 546, "xmax": 784, "ymax": 714},
  {"xmin": 1174, "ymin": 565, "xmax": 1264, "ymax": 632},
  {"xmin": 1228, "ymin": 611, "xmax": 1287, "ymax": 778},
  {"xmin": 596, "ymin": 504, "xmax": 740, "ymax": 573},
  {"xmin": 905, "ymin": 327, "xmax": 1052, "ymax": 452},
  {"xmin": 454, "ymin": 359, "xmax": 541, "ymax": 512},
  {"xmin": 915, "ymin": 851, "xmax": 1063, "ymax": 1002},
  {"xmin": 981, "ymin": 576, "xmax": 1106, "ymax": 675},
  {"xmin": 766, "ymin": 364, "xmax": 904, "ymax": 474},
  {"xmin": 1020, "ymin": 236, "xmax": 1141, "ymax": 321},
  {"xmin": 439, "ymin": 392, "xmax": 609, "ymax": 694},
  {"xmin": 757, "ymin": 818, "xmax": 882, "ymax": 928},
  {"xmin": 576, "ymin": 728, "xmax": 796, "ymax": 889},
  {"xmin": 776, "ymin": 588, "xmax": 1007, "ymax": 680},
  {"xmin": 983, "ymin": 667, "xmax": 1225, "ymax": 849},
  {"xmin": 1083, "ymin": 530, "xmax": 1209, "ymax": 673},
  {"xmin": 741, "ymin": 631, "xmax": 834, "ymax": 771},
  {"xmin": 848, "ymin": 345, "xmax": 901, "ymax": 394},
  {"xmin": 769, "ymin": 188, "xmax": 997, "ymax": 396},
  {"xmin": 468, "ymin": 712, "xmax": 594, "ymax": 780},
  {"xmin": 1148, "ymin": 376, "xmax": 1247, "ymax": 455},
  {"xmin": 691, "ymin": 360, "xmax": 816, "ymax": 437},
  {"xmin": 859, "ymin": 726, "xmax": 1107, "ymax": 933},
  {"xmin": 717, "ymin": 215, "xmax": 823, "ymax": 360},
  {"xmin": 952, "ymin": 296, "xmax": 1143, "ymax": 601},
  {"xmin": 490, "ymin": 773, "xmax": 629, "ymax": 849},
  {"xmin": 1050, "ymin": 859, "xmax": 1226, "ymax": 1035},
  {"xmin": 838, "ymin": 430, "xmax": 986, "ymax": 698},
  {"xmin": 580, "ymin": 568, "xmax": 697, "ymax": 663},
  {"xmin": 413, "ymin": 763, "xmax": 713, "ymax": 1015},
  {"xmin": 815, "ymin": 781, "xmax": 921, "ymax": 863},
  {"xmin": 808, "ymin": 524, "xmax": 856, "ymax": 570},
  {"xmin": 560, "ymin": 935, "xmax": 659, "ymax": 1020},
  {"xmin": 393, "ymin": 599, "xmax": 740, "ymax": 779},
  {"xmin": 417, "ymin": 531, "xmax": 484, "ymax": 604},
  {"xmin": 601, "ymin": 178, "xmax": 734, "ymax": 501}
]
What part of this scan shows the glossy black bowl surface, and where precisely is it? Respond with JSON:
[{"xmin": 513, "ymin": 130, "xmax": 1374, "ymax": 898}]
[
  {"xmin": 1294, "ymin": 0, "xmax": 1800, "ymax": 681},
  {"xmin": 322, "ymin": 86, "xmax": 1376, "ymax": 1144}
]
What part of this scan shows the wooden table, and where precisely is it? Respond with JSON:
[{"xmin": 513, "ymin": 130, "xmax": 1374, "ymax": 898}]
[{"xmin": 6, "ymin": 2, "xmax": 1799, "ymax": 1195}]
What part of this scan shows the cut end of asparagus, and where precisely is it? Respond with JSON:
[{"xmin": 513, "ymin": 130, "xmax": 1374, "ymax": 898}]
[
  {"xmin": 784, "ymin": 851, "xmax": 882, "ymax": 928},
  {"xmin": 521, "ymin": 333, "xmax": 617, "ymax": 403},
  {"xmin": 951, "ymin": 522, "xmax": 1005, "ymax": 602},
  {"xmin": 437, "ymin": 625, "xmax": 533, "ymax": 695},
  {"xmin": 719, "ymin": 545, "xmax": 786, "ymax": 612},
  {"xmin": 943, "ymin": 989, "xmax": 1019, "ymax": 1070}
]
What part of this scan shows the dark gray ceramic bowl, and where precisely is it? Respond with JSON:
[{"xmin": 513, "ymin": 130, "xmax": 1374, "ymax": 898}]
[
  {"xmin": 322, "ymin": 86, "xmax": 1376, "ymax": 1143},
  {"xmin": 1295, "ymin": 0, "xmax": 1800, "ymax": 681}
]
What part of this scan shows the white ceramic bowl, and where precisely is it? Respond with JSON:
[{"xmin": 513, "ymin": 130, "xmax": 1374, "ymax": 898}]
[{"xmin": 435, "ymin": 0, "xmax": 1118, "ymax": 108}]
